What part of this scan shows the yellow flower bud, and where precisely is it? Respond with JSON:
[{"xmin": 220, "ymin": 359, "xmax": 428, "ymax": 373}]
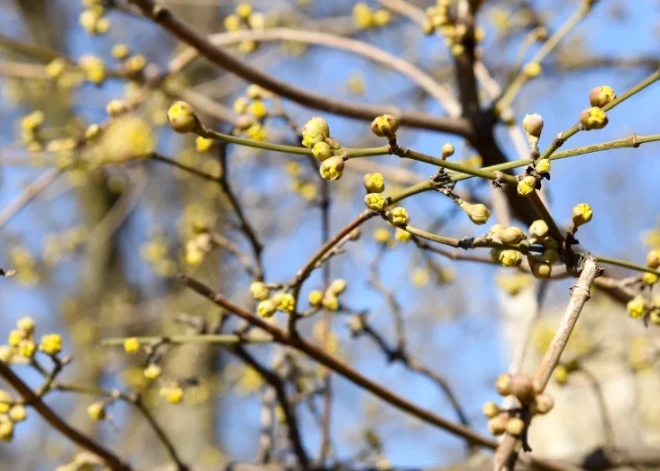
[
  {"xmin": 160, "ymin": 384, "xmax": 184, "ymax": 404},
  {"xmin": 249, "ymin": 282, "xmax": 270, "ymax": 301},
  {"xmin": 45, "ymin": 58, "xmax": 67, "ymax": 79},
  {"xmin": 529, "ymin": 258, "xmax": 552, "ymax": 279},
  {"xmin": 523, "ymin": 62, "xmax": 541, "ymax": 78},
  {"xmin": 529, "ymin": 220, "xmax": 549, "ymax": 241},
  {"xmin": 322, "ymin": 294, "xmax": 339, "ymax": 311},
  {"xmin": 8, "ymin": 331, "xmax": 21, "ymax": 348},
  {"xmin": 8, "ymin": 405, "xmax": 27, "ymax": 422},
  {"xmin": 579, "ymin": 107, "xmax": 608, "ymax": 130},
  {"xmin": 495, "ymin": 373, "xmax": 513, "ymax": 396},
  {"xmin": 372, "ymin": 9, "xmax": 391, "ymax": 27},
  {"xmin": 79, "ymin": 54, "xmax": 105, "ymax": 84},
  {"xmin": 248, "ymin": 100, "xmax": 268, "ymax": 119},
  {"xmin": 441, "ymin": 143, "xmax": 454, "ymax": 159},
  {"xmin": 278, "ymin": 293, "xmax": 295, "ymax": 313},
  {"xmin": 308, "ymin": 290, "xmax": 323, "ymax": 307},
  {"xmin": 388, "ymin": 207, "xmax": 409, "ymax": 226},
  {"xmin": 123, "ymin": 337, "xmax": 140, "ymax": 354},
  {"xmin": 167, "ymin": 101, "xmax": 199, "ymax": 134},
  {"xmin": 535, "ymin": 159, "xmax": 551, "ymax": 175},
  {"xmin": 236, "ymin": 3, "xmax": 253, "ymax": 19},
  {"xmin": 233, "ymin": 97, "xmax": 249, "ymax": 114},
  {"xmin": 353, "ymin": 3, "xmax": 373, "ymax": 29},
  {"xmin": 0, "ymin": 391, "xmax": 11, "ymax": 414},
  {"xmin": 540, "ymin": 248, "xmax": 559, "ymax": 265},
  {"xmin": 572, "ymin": 203, "xmax": 593, "ymax": 227},
  {"xmin": 554, "ymin": 365, "xmax": 569, "ymax": 385},
  {"xmin": 517, "ymin": 175, "xmax": 537, "ymax": 196},
  {"xmin": 499, "ymin": 250, "xmax": 523, "ymax": 267},
  {"xmin": 18, "ymin": 340, "xmax": 36, "ymax": 359},
  {"xmin": 39, "ymin": 334, "xmax": 62, "ymax": 355},
  {"xmin": 111, "ymin": 43, "xmax": 129, "ymax": 60},
  {"xmin": 87, "ymin": 402, "xmax": 106, "ymax": 421},
  {"xmin": 499, "ymin": 227, "xmax": 525, "ymax": 245},
  {"xmin": 642, "ymin": 272, "xmax": 659, "ymax": 286},
  {"xmin": 370, "ymin": 114, "xmax": 399, "ymax": 139},
  {"xmin": 328, "ymin": 279, "xmax": 347, "ymax": 295},
  {"xmin": 224, "ymin": 14, "xmax": 241, "ymax": 32},
  {"xmin": 646, "ymin": 249, "xmax": 660, "ymax": 269},
  {"xmin": 312, "ymin": 141, "xmax": 333, "ymax": 161},
  {"xmin": 534, "ymin": 394, "xmax": 554, "ymax": 414},
  {"xmin": 363, "ymin": 173, "xmax": 385, "ymax": 193},
  {"xmin": 627, "ymin": 296, "xmax": 647, "ymax": 319},
  {"xmin": 506, "ymin": 417, "xmax": 525, "ymax": 436},
  {"xmin": 522, "ymin": 113, "xmax": 544, "ymax": 139},
  {"xmin": 17, "ymin": 317, "xmax": 35, "ymax": 336},
  {"xmin": 85, "ymin": 124, "xmax": 101, "ymax": 141},
  {"xmin": 106, "ymin": 99, "xmax": 128, "ymax": 117},
  {"xmin": 589, "ymin": 85, "xmax": 615, "ymax": 108},
  {"xmin": 373, "ymin": 228, "xmax": 390, "ymax": 243},
  {"xmin": 319, "ymin": 156, "xmax": 344, "ymax": 181},
  {"xmin": 482, "ymin": 401, "xmax": 500, "ymax": 419},
  {"xmin": 302, "ymin": 117, "xmax": 330, "ymax": 148},
  {"xmin": 0, "ymin": 415, "xmax": 14, "ymax": 442},
  {"xmin": 458, "ymin": 200, "xmax": 490, "ymax": 225},
  {"xmin": 364, "ymin": 193, "xmax": 387, "ymax": 212},
  {"xmin": 395, "ymin": 228, "xmax": 411, "ymax": 242},
  {"xmin": 489, "ymin": 224, "xmax": 505, "ymax": 236},
  {"xmin": 195, "ymin": 136, "xmax": 214, "ymax": 153},
  {"xmin": 0, "ymin": 346, "xmax": 12, "ymax": 363},
  {"xmin": 257, "ymin": 299, "xmax": 277, "ymax": 318},
  {"xmin": 143, "ymin": 363, "xmax": 162, "ymax": 380},
  {"xmin": 248, "ymin": 12, "xmax": 266, "ymax": 29},
  {"xmin": 488, "ymin": 414, "xmax": 508, "ymax": 436}
]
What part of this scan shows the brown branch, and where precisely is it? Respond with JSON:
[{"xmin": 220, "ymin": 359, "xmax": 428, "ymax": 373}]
[
  {"xmin": 0, "ymin": 361, "xmax": 130, "ymax": 470},
  {"xmin": 177, "ymin": 273, "xmax": 497, "ymax": 449},
  {"xmin": 493, "ymin": 255, "xmax": 603, "ymax": 471},
  {"xmin": 126, "ymin": 0, "xmax": 471, "ymax": 136}
]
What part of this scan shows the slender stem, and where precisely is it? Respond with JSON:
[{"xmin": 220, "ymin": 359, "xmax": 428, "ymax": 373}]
[
  {"xmin": 101, "ymin": 334, "xmax": 273, "ymax": 346},
  {"xmin": 151, "ymin": 153, "xmax": 218, "ymax": 181}
]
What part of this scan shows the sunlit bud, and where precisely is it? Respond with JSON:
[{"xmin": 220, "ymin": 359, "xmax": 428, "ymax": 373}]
[
  {"xmin": 0, "ymin": 346, "xmax": 12, "ymax": 363},
  {"xmin": 257, "ymin": 299, "xmax": 277, "ymax": 318},
  {"xmin": 248, "ymin": 100, "xmax": 268, "ymax": 119},
  {"xmin": 39, "ymin": 334, "xmax": 62, "ymax": 355},
  {"xmin": 143, "ymin": 364, "xmax": 162, "ymax": 380},
  {"xmin": 46, "ymin": 58, "xmax": 67, "ymax": 79},
  {"xmin": 522, "ymin": 113, "xmax": 544, "ymax": 141},
  {"xmin": 388, "ymin": 207, "xmax": 409, "ymax": 226},
  {"xmin": 496, "ymin": 373, "xmax": 513, "ymax": 396},
  {"xmin": 160, "ymin": 384, "xmax": 184, "ymax": 404},
  {"xmin": 554, "ymin": 365, "xmax": 569, "ymax": 385},
  {"xmin": 540, "ymin": 248, "xmax": 559, "ymax": 265},
  {"xmin": 647, "ymin": 249, "xmax": 660, "ymax": 269},
  {"xmin": 249, "ymin": 282, "xmax": 270, "ymax": 301},
  {"xmin": 627, "ymin": 296, "xmax": 647, "ymax": 319},
  {"xmin": 106, "ymin": 99, "xmax": 128, "ymax": 117},
  {"xmin": 374, "ymin": 228, "xmax": 390, "ymax": 243},
  {"xmin": 195, "ymin": 136, "xmax": 214, "ymax": 153},
  {"xmin": 329, "ymin": 279, "xmax": 347, "ymax": 295},
  {"xmin": 308, "ymin": 290, "xmax": 323, "ymax": 307},
  {"xmin": 589, "ymin": 85, "xmax": 616, "ymax": 108},
  {"xmin": 528, "ymin": 220, "xmax": 549, "ymax": 241},
  {"xmin": 363, "ymin": 173, "xmax": 385, "ymax": 193},
  {"xmin": 488, "ymin": 414, "xmax": 508, "ymax": 436},
  {"xmin": 650, "ymin": 309, "xmax": 660, "ymax": 326},
  {"xmin": 17, "ymin": 317, "xmax": 35, "ymax": 336},
  {"xmin": 224, "ymin": 14, "xmax": 241, "ymax": 31},
  {"xmin": 312, "ymin": 141, "xmax": 333, "ymax": 161},
  {"xmin": 523, "ymin": 62, "xmax": 541, "ymax": 79},
  {"xmin": 482, "ymin": 401, "xmax": 500, "ymax": 419},
  {"xmin": 642, "ymin": 272, "xmax": 658, "ymax": 286},
  {"xmin": 248, "ymin": 12, "xmax": 266, "ymax": 29},
  {"xmin": 506, "ymin": 417, "xmax": 525, "ymax": 436},
  {"xmin": 499, "ymin": 227, "xmax": 525, "ymax": 245},
  {"xmin": 302, "ymin": 117, "xmax": 330, "ymax": 148},
  {"xmin": 278, "ymin": 293, "xmax": 295, "ymax": 313},
  {"xmin": 236, "ymin": 3, "xmax": 253, "ymax": 19},
  {"xmin": 534, "ymin": 394, "xmax": 554, "ymax": 414},
  {"xmin": 370, "ymin": 114, "xmax": 399, "ymax": 139},
  {"xmin": 125, "ymin": 54, "xmax": 146, "ymax": 74},
  {"xmin": 579, "ymin": 107, "xmax": 608, "ymax": 130},
  {"xmin": 111, "ymin": 43, "xmax": 129, "ymax": 60},
  {"xmin": 0, "ymin": 416, "xmax": 13, "ymax": 442},
  {"xmin": 8, "ymin": 405, "xmax": 27, "ymax": 422},
  {"xmin": 517, "ymin": 175, "xmax": 537, "ymax": 196},
  {"xmin": 489, "ymin": 224, "xmax": 505, "ymax": 236},
  {"xmin": 535, "ymin": 159, "xmax": 551, "ymax": 175},
  {"xmin": 319, "ymin": 156, "xmax": 344, "ymax": 181},
  {"xmin": 123, "ymin": 337, "xmax": 140, "ymax": 354},
  {"xmin": 572, "ymin": 203, "xmax": 593, "ymax": 227},
  {"xmin": 458, "ymin": 200, "xmax": 490, "ymax": 225},
  {"xmin": 372, "ymin": 9, "xmax": 391, "ymax": 27},
  {"xmin": 322, "ymin": 295, "xmax": 339, "ymax": 311},
  {"xmin": 499, "ymin": 250, "xmax": 523, "ymax": 267},
  {"xmin": 85, "ymin": 124, "xmax": 101, "ymax": 141},
  {"xmin": 364, "ymin": 193, "xmax": 387, "ymax": 212},
  {"xmin": 395, "ymin": 228, "xmax": 411, "ymax": 243},
  {"xmin": 87, "ymin": 402, "xmax": 106, "ymax": 421},
  {"xmin": 79, "ymin": 54, "xmax": 106, "ymax": 84},
  {"xmin": 441, "ymin": 143, "xmax": 455, "ymax": 159},
  {"xmin": 529, "ymin": 258, "xmax": 552, "ymax": 279},
  {"xmin": 167, "ymin": 101, "xmax": 199, "ymax": 134},
  {"xmin": 18, "ymin": 340, "xmax": 36, "ymax": 359}
]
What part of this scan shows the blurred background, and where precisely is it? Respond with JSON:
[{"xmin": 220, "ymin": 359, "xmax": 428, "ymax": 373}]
[{"xmin": 1, "ymin": 0, "xmax": 660, "ymax": 470}]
